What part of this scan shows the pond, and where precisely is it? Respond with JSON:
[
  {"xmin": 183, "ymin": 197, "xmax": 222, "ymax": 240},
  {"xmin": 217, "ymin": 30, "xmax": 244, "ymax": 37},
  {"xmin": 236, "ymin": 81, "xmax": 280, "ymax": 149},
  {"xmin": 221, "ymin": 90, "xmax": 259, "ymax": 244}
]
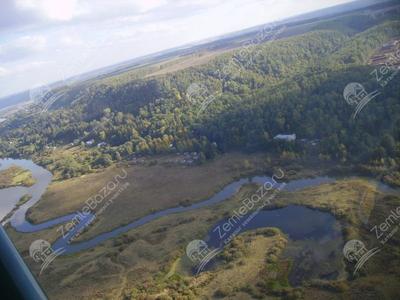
[{"xmin": 205, "ymin": 205, "xmax": 344, "ymax": 285}]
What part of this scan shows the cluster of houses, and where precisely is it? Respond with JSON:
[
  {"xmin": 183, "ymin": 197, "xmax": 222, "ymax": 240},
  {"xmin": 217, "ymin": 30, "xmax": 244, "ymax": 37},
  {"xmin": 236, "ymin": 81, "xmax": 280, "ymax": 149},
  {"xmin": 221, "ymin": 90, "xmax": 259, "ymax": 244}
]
[
  {"xmin": 166, "ymin": 152, "xmax": 201, "ymax": 165},
  {"xmin": 129, "ymin": 152, "xmax": 201, "ymax": 166},
  {"xmin": 65, "ymin": 139, "xmax": 108, "ymax": 148},
  {"xmin": 44, "ymin": 145, "xmax": 57, "ymax": 150},
  {"xmin": 84, "ymin": 139, "xmax": 107, "ymax": 148}
]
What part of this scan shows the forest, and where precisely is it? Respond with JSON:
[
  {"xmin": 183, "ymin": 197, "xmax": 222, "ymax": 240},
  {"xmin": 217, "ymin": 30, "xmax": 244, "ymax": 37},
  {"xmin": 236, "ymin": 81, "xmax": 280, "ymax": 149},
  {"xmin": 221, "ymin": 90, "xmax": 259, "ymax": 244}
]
[{"xmin": 0, "ymin": 13, "xmax": 399, "ymax": 181}]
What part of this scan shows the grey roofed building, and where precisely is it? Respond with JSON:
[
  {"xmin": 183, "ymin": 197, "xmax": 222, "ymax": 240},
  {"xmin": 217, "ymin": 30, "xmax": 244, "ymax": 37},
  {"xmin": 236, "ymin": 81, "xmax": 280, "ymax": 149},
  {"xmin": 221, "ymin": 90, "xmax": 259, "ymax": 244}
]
[{"xmin": 273, "ymin": 134, "xmax": 296, "ymax": 141}]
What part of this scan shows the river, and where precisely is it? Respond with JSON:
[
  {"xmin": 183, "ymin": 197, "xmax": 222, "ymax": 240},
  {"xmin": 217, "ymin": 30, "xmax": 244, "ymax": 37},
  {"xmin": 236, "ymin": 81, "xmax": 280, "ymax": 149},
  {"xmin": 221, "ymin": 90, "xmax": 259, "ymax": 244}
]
[
  {"xmin": 0, "ymin": 158, "xmax": 342, "ymax": 255},
  {"xmin": 3, "ymin": 156, "xmax": 397, "ymax": 281},
  {"xmin": 6, "ymin": 158, "xmax": 394, "ymax": 284}
]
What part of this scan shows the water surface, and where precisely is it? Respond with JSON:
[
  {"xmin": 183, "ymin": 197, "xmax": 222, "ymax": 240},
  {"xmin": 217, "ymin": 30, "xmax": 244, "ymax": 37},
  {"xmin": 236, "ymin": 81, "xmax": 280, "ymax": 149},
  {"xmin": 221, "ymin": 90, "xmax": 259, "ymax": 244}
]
[{"xmin": 205, "ymin": 205, "xmax": 344, "ymax": 285}]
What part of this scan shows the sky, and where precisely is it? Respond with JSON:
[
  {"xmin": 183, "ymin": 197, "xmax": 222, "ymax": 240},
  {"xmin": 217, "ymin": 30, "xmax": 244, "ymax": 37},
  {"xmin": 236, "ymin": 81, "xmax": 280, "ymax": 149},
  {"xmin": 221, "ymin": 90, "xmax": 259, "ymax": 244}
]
[{"xmin": 0, "ymin": 0, "xmax": 355, "ymax": 98}]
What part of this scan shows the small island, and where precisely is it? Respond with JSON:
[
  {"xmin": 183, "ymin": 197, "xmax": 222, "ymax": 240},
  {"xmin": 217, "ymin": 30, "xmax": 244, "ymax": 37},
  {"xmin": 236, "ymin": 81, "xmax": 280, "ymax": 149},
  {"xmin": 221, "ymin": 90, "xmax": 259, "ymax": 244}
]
[{"xmin": 0, "ymin": 165, "xmax": 36, "ymax": 189}]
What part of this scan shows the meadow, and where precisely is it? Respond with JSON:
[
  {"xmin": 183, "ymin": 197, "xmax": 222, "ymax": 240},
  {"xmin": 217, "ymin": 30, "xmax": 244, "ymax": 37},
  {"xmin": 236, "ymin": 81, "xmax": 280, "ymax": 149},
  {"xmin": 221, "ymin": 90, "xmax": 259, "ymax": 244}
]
[{"xmin": 5, "ymin": 153, "xmax": 400, "ymax": 299}]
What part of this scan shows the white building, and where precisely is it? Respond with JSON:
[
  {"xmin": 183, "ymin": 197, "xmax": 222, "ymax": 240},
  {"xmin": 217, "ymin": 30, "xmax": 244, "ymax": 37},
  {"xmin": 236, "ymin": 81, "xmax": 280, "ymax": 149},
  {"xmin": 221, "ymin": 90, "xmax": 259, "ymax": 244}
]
[{"xmin": 273, "ymin": 134, "xmax": 296, "ymax": 142}]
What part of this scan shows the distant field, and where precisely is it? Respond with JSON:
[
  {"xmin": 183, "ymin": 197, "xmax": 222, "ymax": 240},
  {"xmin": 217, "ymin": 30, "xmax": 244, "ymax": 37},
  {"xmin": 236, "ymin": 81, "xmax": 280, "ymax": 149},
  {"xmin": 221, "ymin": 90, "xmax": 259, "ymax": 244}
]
[{"xmin": 144, "ymin": 49, "xmax": 233, "ymax": 78}]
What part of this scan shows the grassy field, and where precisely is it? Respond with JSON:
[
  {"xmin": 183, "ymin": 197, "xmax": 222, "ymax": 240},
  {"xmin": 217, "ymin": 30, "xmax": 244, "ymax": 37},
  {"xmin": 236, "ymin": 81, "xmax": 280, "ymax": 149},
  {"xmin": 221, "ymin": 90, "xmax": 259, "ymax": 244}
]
[
  {"xmin": 28, "ymin": 152, "xmax": 272, "ymax": 240},
  {"xmin": 4, "ymin": 153, "xmax": 400, "ymax": 299},
  {"xmin": 5, "ymin": 170, "xmax": 399, "ymax": 299},
  {"xmin": 159, "ymin": 229, "xmax": 289, "ymax": 299},
  {"xmin": 0, "ymin": 165, "xmax": 35, "ymax": 189}
]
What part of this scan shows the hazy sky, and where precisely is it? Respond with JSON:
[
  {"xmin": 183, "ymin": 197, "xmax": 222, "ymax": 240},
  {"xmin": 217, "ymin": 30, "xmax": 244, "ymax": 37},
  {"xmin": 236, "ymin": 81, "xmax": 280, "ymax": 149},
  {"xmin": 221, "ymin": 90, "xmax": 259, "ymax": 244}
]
[{"xmin": 0, "ymin": 0, "xmax": 354, "ymax": 98}]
